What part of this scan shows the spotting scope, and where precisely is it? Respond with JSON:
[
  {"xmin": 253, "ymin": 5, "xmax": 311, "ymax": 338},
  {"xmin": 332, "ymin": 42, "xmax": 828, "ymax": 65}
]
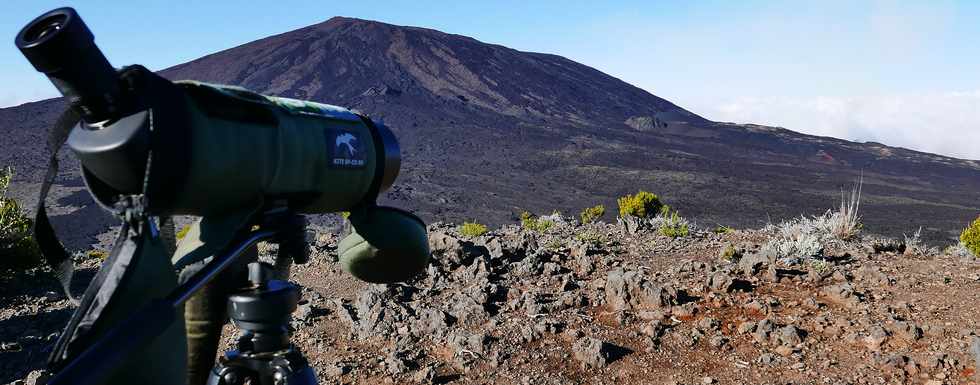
[
  {"xmin": 16, "ymin": 7, "xmax": 429, "ymax": 283},
  {"xmin": 17, "ymin": 7, "xmax": 401, "ymax": 216},
  {"xmin": 16, "ymin": 7, "xmax": 430, "ymax": 385}
]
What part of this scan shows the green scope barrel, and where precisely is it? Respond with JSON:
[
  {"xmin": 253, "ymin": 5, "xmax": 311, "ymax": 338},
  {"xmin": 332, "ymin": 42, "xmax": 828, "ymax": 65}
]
[
  {"xmin": 71, "ymin": 75, "xmax": 399, "ymax": 216},
  {"xmin": 166, "ymin": 82, "xmax": 400, "ymax": 215},
  {"xmin": 74, "ymin": 77, "xmax": 400, "ymax": 216}
]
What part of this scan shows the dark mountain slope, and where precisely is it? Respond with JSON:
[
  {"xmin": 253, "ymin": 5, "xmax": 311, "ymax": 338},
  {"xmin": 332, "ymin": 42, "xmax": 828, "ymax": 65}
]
[
  {"xmin": 161, "ymin": 17, "xmax": 704, "ymax": 130},
  {"xmin": 2, "ymin": 17, "xmax": 978, "ymax": 247}
]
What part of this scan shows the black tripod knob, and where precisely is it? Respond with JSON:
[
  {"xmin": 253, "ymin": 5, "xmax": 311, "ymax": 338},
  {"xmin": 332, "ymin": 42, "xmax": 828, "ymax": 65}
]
[{"xmin": 227, "ymin": 263, "xmax": 299, "ymax": 353}]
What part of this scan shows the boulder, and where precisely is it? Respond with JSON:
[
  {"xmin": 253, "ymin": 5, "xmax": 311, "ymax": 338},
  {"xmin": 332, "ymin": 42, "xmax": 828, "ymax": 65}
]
[
  {"xmin": 572, "ymin": 337, "xmax": 613, "ymax": 369},
  {"xmin": 605, "ymin": 268, "xmax": 679, "ymax": 311},
  {"xmin": 706, "ymin": 271, "xmax": 734, "ymax": 293},
  {"xmin": 820, "ymin": 282, "xmax": 862, "ymax": 308},
  {"xmin": 863, "ymin": 325, "xmax": 889, "ymax": 351},
  {"xmin": 774, "ymin": 325, "xmax": 804, "ymax": 346},
  {"xmin": 886, "ymin": 320, "xmax": 922, "ymax": 342},
  {"xmin": 738, "ymin": 251, "xmax": 773, "ymax": 275}
]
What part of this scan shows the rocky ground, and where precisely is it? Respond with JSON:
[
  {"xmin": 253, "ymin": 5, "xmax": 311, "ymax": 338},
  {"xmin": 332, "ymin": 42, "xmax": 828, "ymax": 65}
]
[{"xmin": 2, "ymin": 217, "xmax": 980, "ymax": 385}]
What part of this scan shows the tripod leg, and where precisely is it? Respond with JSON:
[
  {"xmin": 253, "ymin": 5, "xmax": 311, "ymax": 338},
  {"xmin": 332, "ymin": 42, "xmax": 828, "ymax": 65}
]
[
  {"xmin": 181, "ymin": 245, "xmax": 257, "ymax": 385},
  {"xmin": 272, "ymin": 250, "xmax": 293, "ymax": 280},
  {"xmin": 283, "ymin": 364, "xmax": 318, "ymax": 385}
]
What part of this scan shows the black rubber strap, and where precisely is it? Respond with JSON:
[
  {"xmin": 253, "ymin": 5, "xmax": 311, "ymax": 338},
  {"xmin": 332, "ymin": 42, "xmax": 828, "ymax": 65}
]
[
  {"xmin": 33, "ymin": 108, "xmax": 81, "ymax": 303},
  {"xmin": 48, "ymin": 220, "xmax": 133, "ymax": 368},
  {"xmin": 159, "ymin": 216, "xmax": 176, "ymax": 258}
]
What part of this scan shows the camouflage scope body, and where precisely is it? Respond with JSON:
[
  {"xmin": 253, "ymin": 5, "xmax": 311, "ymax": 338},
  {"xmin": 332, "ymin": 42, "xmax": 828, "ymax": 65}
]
[
  {"xmin": 19, "ymin": 8, "xmax": 429, "ymax": 286},
  {"xmin": 68, "ymin": 67, "xmax": 399, "ymax": 215}
]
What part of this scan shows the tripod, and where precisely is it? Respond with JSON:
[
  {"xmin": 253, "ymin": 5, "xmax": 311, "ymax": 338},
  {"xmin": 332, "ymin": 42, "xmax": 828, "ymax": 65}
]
[
  {"xmin": 46, "ymin": 208, "xmax": 319, "ymax": 385},
  {"xmin": 207, "ymin": 262, "xmax": 316, "ymax": 385}
]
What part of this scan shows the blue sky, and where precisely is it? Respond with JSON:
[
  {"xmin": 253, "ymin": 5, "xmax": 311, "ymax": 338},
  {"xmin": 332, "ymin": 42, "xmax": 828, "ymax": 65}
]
[{"xmin": 3, "ymin": 1, "xmax": 979, "ymax": 159}]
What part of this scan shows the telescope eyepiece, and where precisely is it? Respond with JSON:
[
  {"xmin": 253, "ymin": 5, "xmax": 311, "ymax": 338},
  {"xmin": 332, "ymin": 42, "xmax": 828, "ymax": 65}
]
[
  {"xmin": 16, "ymin": 7, "xmax": 123, "ymax": 123},
  {"xmin": 21, "ymin": 13, "xmax": 67, "ymax": 45},
  {"xmin": 17, "ymin": 8, "xmax": 94, "ymax": 75}
]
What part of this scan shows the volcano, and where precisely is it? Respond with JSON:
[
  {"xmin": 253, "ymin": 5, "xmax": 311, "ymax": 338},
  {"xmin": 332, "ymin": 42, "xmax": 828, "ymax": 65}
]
[{"xmin": 2, "ymin": 17, "xmax": 978, "ymax": 246}]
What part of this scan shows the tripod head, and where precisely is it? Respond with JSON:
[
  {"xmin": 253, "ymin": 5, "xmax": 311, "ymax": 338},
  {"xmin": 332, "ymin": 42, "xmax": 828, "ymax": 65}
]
[
  {"xmin": 209, "ymin": 262, "xmax": 316, "ymax": 385},
  {"xmin": 231, "ymin": 263, "xmax": 299, "ymax": 353}
]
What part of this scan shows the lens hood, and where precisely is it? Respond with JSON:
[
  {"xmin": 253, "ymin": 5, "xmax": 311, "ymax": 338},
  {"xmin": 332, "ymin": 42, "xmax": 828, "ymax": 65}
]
[{"xmin": 338, "ymin": 206, "xmax": 429, "ymax": 283}]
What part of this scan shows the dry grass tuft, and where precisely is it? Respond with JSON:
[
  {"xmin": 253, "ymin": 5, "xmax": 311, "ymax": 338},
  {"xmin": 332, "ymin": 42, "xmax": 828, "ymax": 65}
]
[{"xmin": 827, "ymin": 177, "xmax": 863, "ymax": 240}]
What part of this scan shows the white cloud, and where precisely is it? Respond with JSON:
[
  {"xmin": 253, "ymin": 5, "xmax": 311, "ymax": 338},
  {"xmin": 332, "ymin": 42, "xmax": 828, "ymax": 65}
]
[{"xmin": 696, "ymin": 90, "xmax": 980, "ymax": 160}]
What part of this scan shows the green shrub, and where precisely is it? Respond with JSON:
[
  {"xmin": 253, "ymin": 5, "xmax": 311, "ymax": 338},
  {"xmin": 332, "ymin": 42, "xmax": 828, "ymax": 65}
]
[
  {"xmin": 617, "ymin": 191, "xmax": 664, "ymax": 218},
  {"xmin": 87, "ymin": 249, "xmax": 108, "ymax": 260},
  {"xmin": 520, "ymin": 211, "xmax": 554, "ymax": 232},
  {"xmin": 943, "ymin": 244, "xmax": 959, "ymax": 255},
  {"xmin": 713, "ymin": 225, "xmax": 734, "ymax": 234},
  {"xmin": 659, "ymin": 224, "xmax": 689, "ymax": 238},
  {"xmin": 544, "ymin": 238, "xmax": 563, "ymax": 251},
  {"xmin": 0, "ymin": 167, "xmax": 40, "ymax": 270},
  {"xmin": 807, "ymin": 259, "xmax": 831, "ymax": 274},
  {"xmin": 579, "ymin": 204, "xmax": 605, "ymax": 224},
  {"xmin": 657, "ymin": 210, "xmax": 689, "ymax": 238},
  {"xmin": 575, "ymin": 230, "xmax": 607, "ymax": 247},
  {"xmin": 537, "ymin": 219, "xmax": 554, "ymax": 231},
  {"xmin": 960, "ymin": 215, "xmax": 980, "ymax": 257},
  {"xmin": 459, "ymin": 222, "xmax": 488, "ymax": 238},
  {"xmin": 520, "ymin": 211, "xmax": 535, "ymax": 228},
  {"xmin": 720, "ymin": 244, "xmax": 741, "ymax": 262}
]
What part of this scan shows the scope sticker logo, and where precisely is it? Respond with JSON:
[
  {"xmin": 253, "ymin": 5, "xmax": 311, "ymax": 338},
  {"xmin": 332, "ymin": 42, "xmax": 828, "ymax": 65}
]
[{"xmin": 330, "ymin": 130, "xmax": 366, "ymax": 168}]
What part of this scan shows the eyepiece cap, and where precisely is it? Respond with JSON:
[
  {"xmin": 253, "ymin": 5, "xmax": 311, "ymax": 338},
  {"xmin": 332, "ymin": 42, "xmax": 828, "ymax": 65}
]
[
  {"xmin": 16, "ymin": 7, "xmax": 123, "ymax": 123},
  {"xmin": 16, "ymin": 7, "xmax": 93, "ymax": 73}
]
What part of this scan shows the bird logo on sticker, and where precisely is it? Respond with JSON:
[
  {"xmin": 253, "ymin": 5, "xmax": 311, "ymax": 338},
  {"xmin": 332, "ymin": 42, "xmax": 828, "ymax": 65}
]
[
  {"xmin": 331, "ymin": 131, "xmax": 365, "ymax": 168},
  {"xmin": 336, "ymin": 133, "xmax": 358, "ymax": 158}
]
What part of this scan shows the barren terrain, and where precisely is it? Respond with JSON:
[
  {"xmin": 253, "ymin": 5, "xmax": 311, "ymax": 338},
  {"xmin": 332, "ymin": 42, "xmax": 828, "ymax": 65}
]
[{"xmin": 3, "ymin": 216, "xmax": 979, "ymax": 385}]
